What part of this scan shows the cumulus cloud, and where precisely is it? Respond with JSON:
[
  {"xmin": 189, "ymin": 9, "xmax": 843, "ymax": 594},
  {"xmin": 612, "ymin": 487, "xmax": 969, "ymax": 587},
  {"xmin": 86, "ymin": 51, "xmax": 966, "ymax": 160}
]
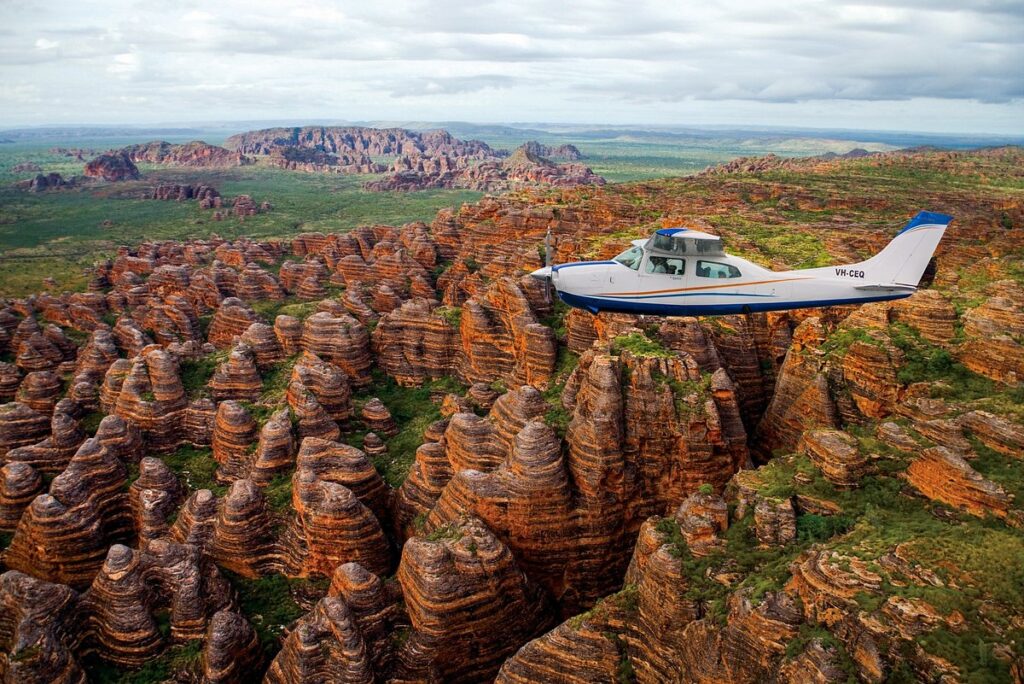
[{"xmin": 0, "ymin": 0, "xmax": 1021, "ymax": 132}]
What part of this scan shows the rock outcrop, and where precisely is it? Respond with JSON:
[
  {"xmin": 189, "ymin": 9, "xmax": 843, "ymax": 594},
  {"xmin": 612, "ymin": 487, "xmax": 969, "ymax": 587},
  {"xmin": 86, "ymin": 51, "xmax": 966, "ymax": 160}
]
[{"xmin": 83, "ymin": 152, "xmax": 140, "ymax": 182}]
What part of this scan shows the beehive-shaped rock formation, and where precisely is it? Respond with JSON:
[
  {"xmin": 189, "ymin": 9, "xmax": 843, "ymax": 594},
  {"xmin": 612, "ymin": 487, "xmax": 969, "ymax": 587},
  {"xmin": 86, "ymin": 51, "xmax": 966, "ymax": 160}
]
[
  {"xmin": 211, "ymin": 401, "xmax": 259, "ymax": 483},
  {"xmin": 394, "ymin": 516, "xmax": 552, "ymax": 683},
  {"xmin": 457, "ymin": 278, "xmax": 556, "ymax": 389},
  {"xmin": 207, "ymin": 298, "xmax": 258, "ymax": 348},
  {"xmin": 4, "ymin": 438, "xmax": 132, "ymax": 589},
  {"xmin": 0, "ymin": 570, "xmax": 85, "ymax": 683},
  {"xmin": 15, "ymin": 370, "xmax": 63, "ymax": 413},
  {"xmin": 239, "ymin": 321, "xmax": 285, "ymax": 369},
  {"xmin": 128, "ymin": 457, "xmax": 184, "ymax": 544},
  {"xmin": 301, "ymin": 312, "xmax": 372, "ymax": 387},
  {"xmin": 208, "ymin": 343, "xmax": 262, "ymax": 401},
  {"xmin": 4, "ymin": 408, "xmax": 86, "ymax": 474},
  {"xmin": 249, "ymin": 409, "xmax": 295, "ymax": 485},
  {"xmin": 201, "ymin": 609, "xmax": 262, "ymax": 684},
  {"xmin": 112, "ymin": 346, "xmax": 187, "ymax": 452},
  {"xmin": 0, "ymin": 462, "xmax": 44, "ymax": 530},
  {"xmin": 290, "ymin": 351, "xmax": 352, "ymax": 420},
  {"xmin": 372, "ymin": 298, "xmax": 460, "ymax": 386},
  {"xmin": 208, "ymin": 479, "xmax": 279, "ymax": 577}
]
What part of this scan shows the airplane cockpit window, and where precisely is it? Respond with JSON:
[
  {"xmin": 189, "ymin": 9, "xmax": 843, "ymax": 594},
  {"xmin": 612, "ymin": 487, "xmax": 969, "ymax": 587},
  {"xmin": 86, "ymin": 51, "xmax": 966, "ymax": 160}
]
[
  {"xmin": 613, "ymin": 245, "xmax": 643, "ymax": 270},
  {"xmin": 696, "ymin": 260, "xmax": 741, "ymax": 279},
  {"xmin": 696, "ymin": 239, "xmax": 723, "ymax": 254},
  {"xmin": 652, "ymin": 234, "xmax": 685, "ymax": 254},
  {"xmin": 646, "ymin": 256, "xmax": 685, "ymax": 275}
]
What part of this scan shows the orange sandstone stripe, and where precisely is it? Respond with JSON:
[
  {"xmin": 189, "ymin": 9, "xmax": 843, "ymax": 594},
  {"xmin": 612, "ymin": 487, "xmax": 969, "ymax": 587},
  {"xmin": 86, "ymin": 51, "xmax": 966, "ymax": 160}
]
[{"xmin": 597, "ymin": 276, "xmax": 811, "ymax": 298}]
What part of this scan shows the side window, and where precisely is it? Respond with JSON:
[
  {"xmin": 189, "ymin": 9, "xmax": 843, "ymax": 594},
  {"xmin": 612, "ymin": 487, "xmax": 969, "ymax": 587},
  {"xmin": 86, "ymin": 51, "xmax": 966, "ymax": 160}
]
[
  {"xmin": 696, "ymin": 260, "xmax": 741, "ymax": 279},
  {"xmin": 646, "ymin": 256, "xmax": 685, "ymax": 275}
]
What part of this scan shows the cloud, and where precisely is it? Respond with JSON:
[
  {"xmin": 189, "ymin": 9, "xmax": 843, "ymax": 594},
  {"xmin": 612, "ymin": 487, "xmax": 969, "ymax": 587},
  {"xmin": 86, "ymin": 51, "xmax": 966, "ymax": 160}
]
[
  {"xmin": 383, "ymin": 74, "xmax": 519, "ymax": 98},
  {"xmin": 0, "ymin": 0, "xmax": 1020, "ymax": 132}
]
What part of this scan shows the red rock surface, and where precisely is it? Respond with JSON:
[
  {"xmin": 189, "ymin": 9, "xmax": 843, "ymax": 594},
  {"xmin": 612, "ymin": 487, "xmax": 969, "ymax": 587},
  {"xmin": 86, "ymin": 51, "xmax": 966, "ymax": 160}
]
[
  {"xmin": 121, "ymin": 140, "xmax": 249, "ymax": 168},
  {"xmin": 83, "ymin": 152, "xmax": 140, "ymax": 181}
]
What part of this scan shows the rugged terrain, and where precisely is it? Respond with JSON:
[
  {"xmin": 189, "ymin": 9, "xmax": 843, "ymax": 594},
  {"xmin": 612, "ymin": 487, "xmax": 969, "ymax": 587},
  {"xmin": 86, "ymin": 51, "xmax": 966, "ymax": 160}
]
[
  {"xmin": 74, "ymin": 127, "xmax": 605, "ymax": 192},
  {"xmin": 0, "ymin": 146, "xmax": 1022, "ymax": 683}
]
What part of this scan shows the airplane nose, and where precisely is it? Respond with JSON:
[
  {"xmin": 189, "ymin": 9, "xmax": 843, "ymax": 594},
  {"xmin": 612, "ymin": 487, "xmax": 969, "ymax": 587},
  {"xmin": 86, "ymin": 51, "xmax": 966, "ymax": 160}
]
[{"xmin": 530, "ymin": 266, "xmax": 552, "ymax": 279}]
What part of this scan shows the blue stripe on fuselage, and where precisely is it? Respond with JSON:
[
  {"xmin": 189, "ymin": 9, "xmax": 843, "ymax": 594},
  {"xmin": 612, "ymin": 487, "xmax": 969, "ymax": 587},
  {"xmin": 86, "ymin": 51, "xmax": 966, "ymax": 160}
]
[
  {"xmin": 600, "ymin": 291, "xmax": 778, "ymax": 300},
  {"xmin": 551, "ymin": 260, "xmax": 615, "ymax": 272},
  {"xmin": 557, "ymin": 289, "xmax": 913, "ymax": 316}
]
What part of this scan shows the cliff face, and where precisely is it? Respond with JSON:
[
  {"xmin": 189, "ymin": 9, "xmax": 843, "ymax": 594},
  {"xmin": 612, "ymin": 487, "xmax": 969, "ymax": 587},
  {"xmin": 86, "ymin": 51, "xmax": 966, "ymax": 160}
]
[{"xmin": 1, "ymin": 147, "xmax": 1022, "ymax": 683}]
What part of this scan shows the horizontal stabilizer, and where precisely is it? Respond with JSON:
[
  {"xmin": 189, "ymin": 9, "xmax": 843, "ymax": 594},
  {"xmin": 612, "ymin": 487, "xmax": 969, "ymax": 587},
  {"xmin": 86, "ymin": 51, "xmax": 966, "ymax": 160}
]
[{"xmin": 853, "ymin": 283, "xmax": 917, "ymax": 292}]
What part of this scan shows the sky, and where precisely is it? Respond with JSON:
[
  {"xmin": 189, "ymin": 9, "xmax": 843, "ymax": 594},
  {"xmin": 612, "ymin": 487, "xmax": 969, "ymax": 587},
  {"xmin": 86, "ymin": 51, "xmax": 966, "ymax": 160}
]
[{"xmin": 1, "ymin": 0, "xmax": 1022, "ymax": 135}]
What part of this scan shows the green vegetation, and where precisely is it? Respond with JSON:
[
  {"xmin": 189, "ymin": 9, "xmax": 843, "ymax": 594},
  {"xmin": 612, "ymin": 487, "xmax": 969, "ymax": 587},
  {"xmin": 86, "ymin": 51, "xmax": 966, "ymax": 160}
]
[
  {"xmin": 82, "ymin": 640, "xmax": 205, "ymax": 684},
  {"xmin": 611, "ymin": 332, "xmax": 675, "ymax": 358},
  {"xmin": 179, "ymin": 350, "xmax": 227, "ymax": 399},
  {"xmin": 425, "ymin": 523, "xmax": 463, "ymax": 542},
  {"xmin": 260, "ymin": 354, "xmax": 299, "ymax": 403},
  {"xmin": 541, "ymin": 347, "xmax": 579, "ymax": 438},
  {"xmin": 226, "ymin": 571, "xmax": 307, "ymax": 659},
  {"xmin": 264, "ymin": 472, "xmax": 295, "ymax": 513},
  {"xmin": 887, "ymin": 322, "xmax": 995, "ymax": 400},
  {"xmin": 251, "ymin": 297, "xmax": 323, "ymax": 323},
  {"xmin": 819, "ymin": 325, "xmax": 882, "ymax": 360},
  {"xmin": 163, "ymin": 445, "xmax": 224, "ymax": 495},
  {"xmin": 80, "ymin": 409, "xmax": 105, "ymax": 435},
  {"xmin": 434, "ymin": 305, "xmax": 462, "ymax": 328},
  {"xmin": 540, "ymin": 300, "xmax": 570, "ymax": 341},
  {"xmin": 707, "ymin": 216, "xmax": 833, "ymax": 269},
  {"xmin": 667, "ymin": 373, "xmax": 713, "ymax": 417},
  {"xmin": 350, "ymin": 372, "xmax": 465, "ymax": 487}
]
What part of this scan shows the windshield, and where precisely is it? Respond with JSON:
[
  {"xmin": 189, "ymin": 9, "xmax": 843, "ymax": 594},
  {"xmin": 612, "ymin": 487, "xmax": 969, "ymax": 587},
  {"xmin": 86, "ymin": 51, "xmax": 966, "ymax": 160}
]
[{"xmin": 613, "ymin": 245, "xmax": 643, "ymax": 270}]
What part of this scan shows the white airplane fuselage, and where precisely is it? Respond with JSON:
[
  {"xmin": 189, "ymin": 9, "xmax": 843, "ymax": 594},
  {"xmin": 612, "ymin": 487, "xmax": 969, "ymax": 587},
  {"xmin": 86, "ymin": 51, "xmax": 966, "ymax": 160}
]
[{"xmin": 534, "ymin": 212, "xmax": 951, "ymax": 317}]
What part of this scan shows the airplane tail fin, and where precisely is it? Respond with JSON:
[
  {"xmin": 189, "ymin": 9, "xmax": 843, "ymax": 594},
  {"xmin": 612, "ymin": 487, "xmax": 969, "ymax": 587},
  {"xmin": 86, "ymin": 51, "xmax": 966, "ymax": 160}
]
[{"xmin": 855, "ymin": 211, "xmax": 952, "ymax": 287}]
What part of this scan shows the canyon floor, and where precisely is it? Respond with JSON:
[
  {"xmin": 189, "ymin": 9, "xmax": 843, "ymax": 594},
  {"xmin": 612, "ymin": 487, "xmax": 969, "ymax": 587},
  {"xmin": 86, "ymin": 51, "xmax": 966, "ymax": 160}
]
[{"xmin": 0, "ymin": 145, "xmax": 1022, "ymax": 683}]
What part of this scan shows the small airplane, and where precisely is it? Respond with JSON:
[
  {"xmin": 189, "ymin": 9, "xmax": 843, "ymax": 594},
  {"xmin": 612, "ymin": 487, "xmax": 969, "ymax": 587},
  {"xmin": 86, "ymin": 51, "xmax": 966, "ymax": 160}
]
[{"xmin": 531, "ymin": 211, "xmax": 952, "ymax": 317}]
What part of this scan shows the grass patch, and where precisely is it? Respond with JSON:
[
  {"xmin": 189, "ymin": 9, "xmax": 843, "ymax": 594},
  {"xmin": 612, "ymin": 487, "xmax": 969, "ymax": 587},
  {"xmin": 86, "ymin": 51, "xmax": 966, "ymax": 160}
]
[
  {"xmin": 611, "ymin": 332, "xmax": 674, "ymax": 358},
  {"xmin": 888, "ymin": 322, "xmax": 995, "ymax": 399},
  {"xmin": 162, "ymin": 445, "xmax": 224, "ymax": 495},
  {"xmin": 541, "ymin": 347, "xmax": 579, "ymax": 438},
  {"xmin": 260, "ymin": 354, "xmax": 299, "ymax": 402},
  {"xmin": 80, "ymin": 409, "xmax": 105, "ymax": 435},
  {"xmin": 354, "ymin": 372, "xmax": 466, "ymax": 487},
  {"xmin": 226, "ymin": 571, "xmax": 306, "ymax": 660},
  {"xmin": 820, "ymin": 326, "xmax": 881, "ymax": 360},
  {"xmin": 264, "ymin": 472, "xmax": 295, "ymax": 514},
  {"xmin": 434, "ymin": 305, "xmax": 462, "ymax": 328},
  {"xmin": 179, "ymin": 350, "xmax": 226, "ymax": 399},
  {"xmin": 80, "ymin": 639, "xmax": 205, "ymax": 684},
  {"xmin": 425, "ymin": 523, "xmax": 463, "ymax": 542}
]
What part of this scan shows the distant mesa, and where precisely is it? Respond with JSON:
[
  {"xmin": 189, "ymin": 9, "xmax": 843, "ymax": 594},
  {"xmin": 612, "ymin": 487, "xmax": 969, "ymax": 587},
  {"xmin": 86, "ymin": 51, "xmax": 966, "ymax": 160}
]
[
  {"xmin": 86, "ymin": 126, "xmax": 601, "ymax": 192},
  {"xmin": 365, "ymin": 143, "xmax": 604, "ymax": 192},
  {"xmin": 120, "ymin": 140, "xmax": 251, "ymax": 168},
  {"xmin": 83, "ymin": 152, "xmax": 140, "ymax": 182},
  {"xmin": 50, "ymin": 147, "xmax": 98, "ymax": 161},
  {"xmin": 223, "ymin": 125, "xmax": 604, "ymax": 191},
  {"xmin": 15, "ymin": 172, "xmax": 77, "ymax": 192},
  {"xmin": 519, "ymin": 140, "xmax": 584, "ymax": 160}
]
